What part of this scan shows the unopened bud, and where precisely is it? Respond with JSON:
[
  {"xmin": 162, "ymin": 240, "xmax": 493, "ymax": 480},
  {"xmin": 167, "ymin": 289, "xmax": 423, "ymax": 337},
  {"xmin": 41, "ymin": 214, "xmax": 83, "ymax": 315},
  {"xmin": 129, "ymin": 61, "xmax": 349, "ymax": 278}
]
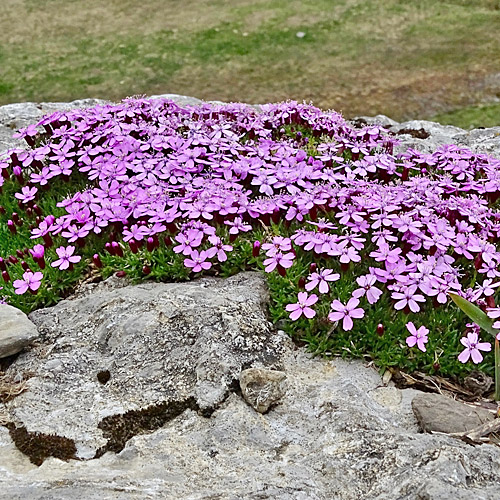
[{"xmin": 252, "ymin": 241, "xmax": 260, "ymax": 257}]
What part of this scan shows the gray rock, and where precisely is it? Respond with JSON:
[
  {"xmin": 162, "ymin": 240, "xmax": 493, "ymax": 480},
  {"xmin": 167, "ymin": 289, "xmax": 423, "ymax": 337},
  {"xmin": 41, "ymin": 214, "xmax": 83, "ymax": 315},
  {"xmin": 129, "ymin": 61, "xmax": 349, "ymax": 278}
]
[
  {"xmin": 3, "ymin": 272, "xmax": 286, "ymax": 459},
  {"xmin": 0, "ymin": 305, "xmax": 39, "ymax": 358},
  {"xmin": 239, "ymin": 367, "xmax": 287, "ymax": 413},
  {"xmin": 1, "ymin": 346, "xmax": 500, "ymax": 499},
  {"xmin": 0, "ymin": 99, "xmax": 109, "ymax": 152},
  {"xmin": 412, "ymin": 393, "xmax": 495, "ymax": 434}
]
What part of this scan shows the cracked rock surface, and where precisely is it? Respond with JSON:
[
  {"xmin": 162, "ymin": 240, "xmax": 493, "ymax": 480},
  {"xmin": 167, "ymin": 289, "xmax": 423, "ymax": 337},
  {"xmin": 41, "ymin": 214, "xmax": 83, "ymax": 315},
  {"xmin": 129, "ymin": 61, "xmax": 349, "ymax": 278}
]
[
  {"xmin": 1, "ymin": 273, "xmax": 500, "ymax": 499},
  {"xmin": 2, "ymin": 272, "xmax": 286, "ymax": 459}
]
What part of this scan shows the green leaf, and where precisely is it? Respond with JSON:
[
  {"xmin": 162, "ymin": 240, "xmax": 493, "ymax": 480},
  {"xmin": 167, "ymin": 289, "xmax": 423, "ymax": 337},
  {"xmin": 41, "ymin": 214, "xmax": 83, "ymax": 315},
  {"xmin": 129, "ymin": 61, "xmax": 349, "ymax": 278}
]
[{"xmin": 448, "ymin": 292, "xmax": 498, "ymax": 338}]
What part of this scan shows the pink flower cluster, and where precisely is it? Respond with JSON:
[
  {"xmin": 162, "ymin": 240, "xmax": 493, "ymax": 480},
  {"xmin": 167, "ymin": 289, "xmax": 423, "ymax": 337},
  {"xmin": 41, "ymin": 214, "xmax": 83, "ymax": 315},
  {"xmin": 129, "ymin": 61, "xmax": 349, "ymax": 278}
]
[{"xmin": 3, "ymin": 97, "xmax": 500, "ymax": 366}]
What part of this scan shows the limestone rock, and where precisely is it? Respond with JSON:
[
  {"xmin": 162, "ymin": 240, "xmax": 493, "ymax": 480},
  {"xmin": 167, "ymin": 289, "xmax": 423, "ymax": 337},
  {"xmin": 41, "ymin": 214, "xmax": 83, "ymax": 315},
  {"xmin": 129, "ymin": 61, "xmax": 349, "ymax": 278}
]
[
  {"xmin": 239, "ymin": 367, "xmax": 287, "ymax": 413},
  {"xmin": 0, "ymin": 305, "xmax": 39, "ymax": 358},
  {"xmin": 0, "ymin": 99, "xmax": 109, "ymax": 152},
  {"xmin": 2, "ymin": 348, "xmax": 500, "ymax": 499},
  {"xmin": 412, "ymin": 393, "xmax": 495, "ymax": 434},
  {"xmin": 3, "ymin": 272, "xmax": 287, "ymax": 459}
]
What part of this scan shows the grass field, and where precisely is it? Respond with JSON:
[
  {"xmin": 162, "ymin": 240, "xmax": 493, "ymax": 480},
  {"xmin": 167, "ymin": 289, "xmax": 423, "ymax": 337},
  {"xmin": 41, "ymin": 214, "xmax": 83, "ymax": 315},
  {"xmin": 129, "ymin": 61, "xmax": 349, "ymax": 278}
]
[{"xmin": 1, "ymin": 0, "xmax": 500, "ymax": 126}]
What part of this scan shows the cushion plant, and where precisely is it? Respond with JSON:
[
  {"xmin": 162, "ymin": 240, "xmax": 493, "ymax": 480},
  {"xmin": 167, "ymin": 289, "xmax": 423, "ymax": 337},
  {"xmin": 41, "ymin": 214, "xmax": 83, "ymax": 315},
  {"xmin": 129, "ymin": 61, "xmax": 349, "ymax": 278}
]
[{"xmin": 1, "ymin": 97, "xmax": 500, "ymax": 388}]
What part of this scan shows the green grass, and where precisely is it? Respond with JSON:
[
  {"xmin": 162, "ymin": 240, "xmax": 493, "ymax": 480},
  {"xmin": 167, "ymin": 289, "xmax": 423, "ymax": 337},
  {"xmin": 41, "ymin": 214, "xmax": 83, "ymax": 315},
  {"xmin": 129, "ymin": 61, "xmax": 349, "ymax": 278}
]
[
  {"xmin": 430, "ymin": 101, "xmax": 500, "ymax": 129},
  {"xmin": 1, "ymin": 0, "xmax": 500, "ymax": 124}
]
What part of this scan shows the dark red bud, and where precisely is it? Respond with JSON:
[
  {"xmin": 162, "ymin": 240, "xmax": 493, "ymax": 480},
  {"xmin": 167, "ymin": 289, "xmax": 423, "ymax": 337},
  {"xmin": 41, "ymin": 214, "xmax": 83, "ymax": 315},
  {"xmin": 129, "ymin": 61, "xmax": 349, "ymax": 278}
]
[
  {"xmin": 104, "ymin": 242, "xmax": 113, "ymax": 255},
  {"xmin": 474, "ymin": 254, "xmax": 483, "ymax": 271},
  {"xmin": 432, "ymin": 362, "xmax": 440, "ymax": 371},
  {"xmin": 376, "ymin": 324, "xmax": 384, "ymax": 337},
  {"xmin": 164, "ymin": 235, "xmax": 172, "ymax": 246},
  {"xmin": 2, "ymin": 270, "xmax": 10, "ymax": 282},
  {"xmin": 116, "ymin": 270, "xmax": 126, "ymax": 278},
  {"xmin": 0, "ymin": 258, "xmax": 5, "ymax": 271},
  {"xmin": 252, "ymin": 241, "xmax": 260, "ymax": 257},
  {"xmin": 0, "ymin": 205, "xmax": 5, "ymax": 215},
  {"xmin": 111, "ymin": 241, "xmax": 123, "ymax": 257},
  {"xmin": 8, "ymin": 255, "xmax": 18, "ymax": 265},
  {"xmin": 42, "ymin": 234, "xmax": 53, "ymax": 248},
  {"xmin": 7, "ymin": 220, "xmax": 17, "ymax": 234},
  {"xmin": 309, "ymin": 262, "xmax": 317, "ymax": 273},
  {"xmin": 33, "ymin": 204, "xmax": 42, "ymax": 216},
  {"xmin": 146, "ymin": 237, "xmax": 155, "ymax": 252},
  {"xmin": 229, "ymin": 233, "xmax": 237, "ymax": 243},
  {"xmin": 271, "ymin": 209, "xmax": 281, "ymax": 225},
  {"xmin": 486, "ymin": 295, "xmax": 496, "ymax": 309},
  {"xmin": 142, "ymin": 265, "xmax": 151, "ymax": 275},
  {"xmin": 298, "ymin": 277, "xmax": 306, "ymax": 289},
  {"xmin": 16, "ymin": 249, "xmax": 24, "ymax": 258},
  {"xmin": 93, "ymin": 254, "xmax": 103, "ymax": 268},
  {"xmin": 128, "ymin": 239, "xmax": 139, "ymax": 254},
  {"xmin": 21, "ymin": 261, "xmax": 30, "ymax": 271},
  {"xmin": 277, "ymin": 265, "xmax": 287, "ymax": 277}
]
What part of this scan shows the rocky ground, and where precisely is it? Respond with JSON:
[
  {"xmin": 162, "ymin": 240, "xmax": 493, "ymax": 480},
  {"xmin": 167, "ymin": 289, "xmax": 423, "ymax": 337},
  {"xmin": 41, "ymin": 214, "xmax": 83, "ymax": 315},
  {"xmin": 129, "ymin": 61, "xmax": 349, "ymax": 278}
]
[{"xmin": 0, "ymin": 96, "xmax": 500, "ymax": 499}]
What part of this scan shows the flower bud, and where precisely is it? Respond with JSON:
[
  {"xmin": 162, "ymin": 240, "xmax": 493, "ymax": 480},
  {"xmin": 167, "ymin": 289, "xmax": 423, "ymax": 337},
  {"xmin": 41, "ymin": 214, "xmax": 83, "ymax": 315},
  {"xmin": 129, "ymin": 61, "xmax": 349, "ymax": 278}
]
[
  {"xmin": 252, "ymin": 241, "xmax": 260, "ymax": 257},
  {"xmin": 376, "ymin": 324, "xmax": 384, "ymax": 337},
  {"xmin": 104, "ymin": 242, "xmax": 113, "ymax": 255},
  {"xmin": 164, "ymin": 235, "xmax": 172, "ymax": 246},
  {"xmin": 93, "ymin": 254, "xmax": 103, "ymax": 268},
  {"xmin": 116, "ymin": 270, "xmax": 126, "ymax": 278},
  {"xmin": 111, "ymin": 241, "xmax": 123, "ymax": 257},
  {"xmin": 298, "ymin": 277, "xmax": 306, "ymax": 289},
  {"xmin": 33, "ymin": 204, "xmax": 42, "ymax": 216},
  {"xmin": 8, "ymin": 255, "xmax": 18, "ymax": 265},
  {"xmin": 2, "ymin": 270, "xmax": 10, "ymax": 282},
  {"xmin": 16, "ymin": 249, "xmax": 24, "ymax": 258},
  {"xmin": 0, "ymin": 258, "xmax": 5, "ymax": 271},
  {"xmin": 142, "ymin": 265, "xmax": 151, "ymax": 275},
  {"xmin": 7, "ymin": 220, "xmax": 17, "ymax": 234},
  {"xmin": 42, "ymin": 234, "xmax": 53, "ymax": 248},
  {"xmin": 277, "ymin": 265, "xmax": 287, "ymax": 277},
  {"xmin": 21, "ymin": 261, "xmax": 30, "ymax": 271},
  {"xmin": 128, "ymin": 239, "xmax": 139, "ymax": 254},
  {"xmin": 271, "ymin": 209, "xmax": 281, "ymax": 225},
  {"xmin": 309, "ymin": 262, "xmax": 317, "ymax": 273},
  {"xmin": 146, "ymin": 237, "xmax": 155, "ymax": 252}
]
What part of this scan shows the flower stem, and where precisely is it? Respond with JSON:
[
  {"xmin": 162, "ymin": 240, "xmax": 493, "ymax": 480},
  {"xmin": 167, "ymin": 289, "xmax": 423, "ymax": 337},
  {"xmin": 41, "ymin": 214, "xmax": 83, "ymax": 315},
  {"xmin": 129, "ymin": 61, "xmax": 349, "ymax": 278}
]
[{"xmin": 495, "ymin": 338, "xmax": 500, "ymax": 401}]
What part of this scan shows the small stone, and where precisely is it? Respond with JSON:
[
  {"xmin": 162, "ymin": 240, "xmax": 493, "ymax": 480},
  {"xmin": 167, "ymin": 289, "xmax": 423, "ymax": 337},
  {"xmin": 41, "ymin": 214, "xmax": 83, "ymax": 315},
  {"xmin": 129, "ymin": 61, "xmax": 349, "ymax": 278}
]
[
  {"xmin": 296, "ymin": 31, "xmax": 306, "ymax": 38},
  {"xmin": 0, "ymin": 305, "xmax": 39, "ymax": 358},
  {"xmin": 412, "ymin": 393, "xmax": 495, "ymax": 434},
  {"xmin": 463, "ymin": 370, "xmax": 494, "ymax": 396},
  {"xmin": 239, "ymin": 368, "xmax": 287, "ymax": 413}
]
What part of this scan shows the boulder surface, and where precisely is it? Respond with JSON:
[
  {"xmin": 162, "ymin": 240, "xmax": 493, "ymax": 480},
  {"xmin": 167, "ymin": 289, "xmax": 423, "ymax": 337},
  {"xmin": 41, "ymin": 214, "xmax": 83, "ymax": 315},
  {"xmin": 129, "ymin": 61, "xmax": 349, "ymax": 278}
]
[{"xmin": 0, "ymin": 273, "xmax": 499, "ymax": 500}]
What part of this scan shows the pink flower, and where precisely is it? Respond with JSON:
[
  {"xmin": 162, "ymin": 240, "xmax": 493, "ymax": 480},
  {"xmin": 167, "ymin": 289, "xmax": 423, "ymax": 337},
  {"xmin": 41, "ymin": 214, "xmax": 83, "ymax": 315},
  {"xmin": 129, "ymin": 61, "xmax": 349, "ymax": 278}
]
[
  {"xmin": 184, "ymin": 250, "xmax": 212, "ymax": 272},
  {"xmin": 328, "ymin": 297, "xmax": 365, "ymax": 331},
  {"xmin": 391, "ymin": 285, "xmax": 425, "ymax": 313},
  {"xmin": 305, "ymin": 268, "xmax": 340, "ymax": 294},
  {"xmin": 51, "ymin": 246, "xmax": 81, "ymax": 270},
  {"xmin": 14, "ymin": 185, "xmax": 38, "ymax": 204},
  {"xmin": 285, "ymin": 292, "xmax": 318, "ymax": 320},
  {"xmin": 352, "ymin": 274, "xmax": 383, "ymax": 304},
  {"xmin": 405, "ymin": 322, "xmax": 429, "ymax": 352},
  {"xmin": 458, "ymin": 331, "xmax": 491, "ymax": 364},
  {"xmin": 13, "ymin": 271, "xmax": 43, "ymax": 295}
]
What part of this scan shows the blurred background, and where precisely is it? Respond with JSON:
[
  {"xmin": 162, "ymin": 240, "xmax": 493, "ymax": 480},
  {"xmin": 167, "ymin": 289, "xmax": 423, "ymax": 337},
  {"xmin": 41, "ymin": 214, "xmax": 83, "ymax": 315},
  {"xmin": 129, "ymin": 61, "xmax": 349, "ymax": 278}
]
[{"xmin": 1, "ymin": 0, "xmax": 499, "ymax": 128}]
